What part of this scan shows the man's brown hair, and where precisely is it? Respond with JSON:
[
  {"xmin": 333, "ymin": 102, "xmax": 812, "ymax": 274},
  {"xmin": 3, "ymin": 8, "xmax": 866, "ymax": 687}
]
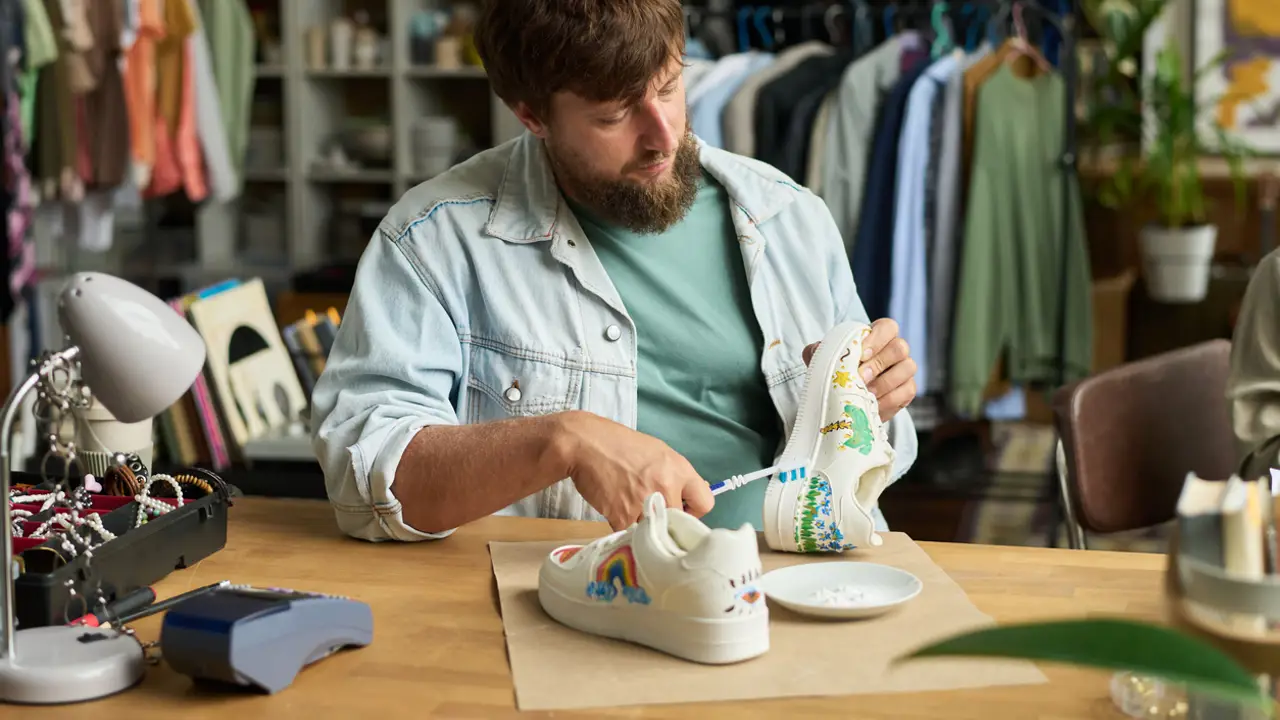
[{"xmin": 475, "ymin": 0, "xmax": 686, "ymax": 120}]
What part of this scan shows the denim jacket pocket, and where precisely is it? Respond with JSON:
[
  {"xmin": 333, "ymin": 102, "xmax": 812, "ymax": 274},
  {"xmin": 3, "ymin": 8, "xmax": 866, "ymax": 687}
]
[{"xmin": 465, "ymin": 342, "xmax": 582, "ymax": 423}]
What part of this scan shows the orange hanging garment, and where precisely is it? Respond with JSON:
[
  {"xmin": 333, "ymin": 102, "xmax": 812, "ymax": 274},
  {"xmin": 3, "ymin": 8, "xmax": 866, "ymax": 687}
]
[
  {"xmin": 145, "ymin": 0, "xmax": 206, "ymax": 200},
  {"xmin": 123, "ymin": 0, "xmax": 162, "ymax": 188},
  {"xmin": 173, "ymin": 39, "xmax": 207, "ymax": 202}
]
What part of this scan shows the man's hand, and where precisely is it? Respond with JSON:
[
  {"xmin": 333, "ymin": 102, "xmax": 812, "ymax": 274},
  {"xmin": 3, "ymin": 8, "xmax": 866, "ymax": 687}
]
[
  {"xmin": 555, "ymin": 410, "xmax": 714, "ymax": 530},
  {"xmin": 803, "ymin": 318, "xmax": 917, "ymax": 422}
]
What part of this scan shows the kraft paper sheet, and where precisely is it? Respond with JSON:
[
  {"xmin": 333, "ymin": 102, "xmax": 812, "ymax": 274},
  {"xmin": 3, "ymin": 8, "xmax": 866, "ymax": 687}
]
[{"xmin": 489, "ymin": 531, "xmax": 1047, "ymax": 711}]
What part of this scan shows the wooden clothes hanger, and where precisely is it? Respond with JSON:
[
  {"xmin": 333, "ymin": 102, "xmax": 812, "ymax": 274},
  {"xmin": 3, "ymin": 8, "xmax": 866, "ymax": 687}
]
[{"xmin": 1004, "ymin": 1, "xmax": 1052, "ymax": 74}]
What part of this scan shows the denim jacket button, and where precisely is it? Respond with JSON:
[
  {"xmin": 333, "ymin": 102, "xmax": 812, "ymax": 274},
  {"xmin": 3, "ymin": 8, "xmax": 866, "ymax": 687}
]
[
  {"xmin": 504, "ymin": 386, "xmax": 522, "ymax": 402},
  {"xmin": 604, "ymin": 325, "xmax": 621, "ymax": 342}
]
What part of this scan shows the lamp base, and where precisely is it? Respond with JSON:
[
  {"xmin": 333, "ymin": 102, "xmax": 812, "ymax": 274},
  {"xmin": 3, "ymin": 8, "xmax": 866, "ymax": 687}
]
[{"xmin": 0, "ymin": 625, "xmax": 146, "ymax": 704}]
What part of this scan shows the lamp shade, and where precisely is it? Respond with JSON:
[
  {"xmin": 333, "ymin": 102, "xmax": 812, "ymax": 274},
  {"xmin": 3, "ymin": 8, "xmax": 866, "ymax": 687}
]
[{"xmin": 57, "ymin": 273, "xmax": 207, "ymax": 424}]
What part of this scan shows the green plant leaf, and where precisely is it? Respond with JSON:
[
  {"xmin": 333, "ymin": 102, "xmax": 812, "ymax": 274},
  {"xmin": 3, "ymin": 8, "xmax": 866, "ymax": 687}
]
[
  {"xmin": 1082, "ymin": 37, "xmax": 1255, "ymax": 226},
  {"xmin": 895, "ymin": 619, "xmax": 1271, "ymax": 711}
]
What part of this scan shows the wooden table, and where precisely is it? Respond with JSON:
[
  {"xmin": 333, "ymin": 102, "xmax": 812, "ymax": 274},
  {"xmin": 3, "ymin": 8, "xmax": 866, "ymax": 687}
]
[{"xmin": 10, "ymin": 498, "xmax": 1165, "ymax": 719}]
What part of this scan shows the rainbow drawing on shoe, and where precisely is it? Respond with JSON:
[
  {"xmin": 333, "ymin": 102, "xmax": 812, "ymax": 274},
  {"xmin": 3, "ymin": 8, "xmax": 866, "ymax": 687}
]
[
  {"xmin": 763, "ymin": 322, "xmax": 896, "ymax": 554},
  {"xmin": 587, "ymin": 546, "xmax": 651, "ymax": 604},
  {"xmin": 538, "ymin": 493, "xmax": 770, "ymax": 664}
]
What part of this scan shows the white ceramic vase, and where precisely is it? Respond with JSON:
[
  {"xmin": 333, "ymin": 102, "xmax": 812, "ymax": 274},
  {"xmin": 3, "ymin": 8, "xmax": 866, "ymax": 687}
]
[
  {"xmin": 1139, "ymin": 224, "xmax": 1217, "ymax": 304},
  {"xmin": 72, "ymin": 396, "xmax": 154, "ymax": 476}
]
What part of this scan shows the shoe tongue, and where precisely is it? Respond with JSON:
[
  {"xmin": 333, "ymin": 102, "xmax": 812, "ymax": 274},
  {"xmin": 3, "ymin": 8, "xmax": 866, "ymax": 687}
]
[
  {"xmin": 643, "ymin": 492, "xmax": 668, "ymax": 524},
  {"xmin": 642, "ymin": 493, "xmax": 686, "ymax": 555}
]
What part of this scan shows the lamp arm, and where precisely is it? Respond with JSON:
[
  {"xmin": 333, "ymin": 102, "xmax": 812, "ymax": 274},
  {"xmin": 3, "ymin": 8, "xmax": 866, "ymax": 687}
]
[{"xmin": 0, "ymin": 346, "xmax": 79, "ymax": 660}]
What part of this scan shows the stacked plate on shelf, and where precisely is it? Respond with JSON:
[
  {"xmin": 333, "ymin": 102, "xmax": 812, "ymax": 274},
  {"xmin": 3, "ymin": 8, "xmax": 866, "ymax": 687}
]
[{"xmin": 412, "ymin": 116, "xmax": 460, "ymax": 178}]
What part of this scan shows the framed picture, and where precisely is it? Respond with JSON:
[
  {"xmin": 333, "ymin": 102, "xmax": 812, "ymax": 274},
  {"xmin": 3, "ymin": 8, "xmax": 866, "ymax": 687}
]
[{"xmin": 1194, "ymin": 0, "xmax": 1280, "ymax": 153}]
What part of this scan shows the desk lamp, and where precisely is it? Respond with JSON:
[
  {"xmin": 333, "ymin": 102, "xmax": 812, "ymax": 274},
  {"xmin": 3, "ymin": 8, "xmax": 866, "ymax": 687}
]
[{"xmin": 0, "ymin": 272, "xmax": 207, "ymax": 704}]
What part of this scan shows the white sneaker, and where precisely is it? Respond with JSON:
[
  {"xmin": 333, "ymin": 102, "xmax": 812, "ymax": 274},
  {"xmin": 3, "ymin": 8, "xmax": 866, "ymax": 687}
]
[
  {"xmin": 538, "ymin": 492, "xmax": 769, "ymax": 664},
  {"xmin": 763, "ymin": 321, "xmax": 896, "ymax": 553}
]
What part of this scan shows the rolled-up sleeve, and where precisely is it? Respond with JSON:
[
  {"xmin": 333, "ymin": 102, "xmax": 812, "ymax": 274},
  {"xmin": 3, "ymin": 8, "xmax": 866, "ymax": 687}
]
[{"xmin": 310, "ymin": 226, "xmax": 463, "ymax": 542}]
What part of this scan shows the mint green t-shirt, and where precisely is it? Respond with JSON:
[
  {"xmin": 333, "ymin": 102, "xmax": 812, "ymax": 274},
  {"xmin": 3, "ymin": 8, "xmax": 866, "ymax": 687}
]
[{"xmin": 567, "ymin": 174, "xmax": 782, "ymax": 531}]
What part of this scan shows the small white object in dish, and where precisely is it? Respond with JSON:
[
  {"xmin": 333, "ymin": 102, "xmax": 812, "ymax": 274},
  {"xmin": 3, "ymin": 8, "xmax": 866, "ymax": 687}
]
[
  {"xmin": 808, "ymin": 584, "xmax": 867, "ymax": 606},
  {"xmin": 758, "ymin": 562, "xmax": 923, "ymax": 619}
]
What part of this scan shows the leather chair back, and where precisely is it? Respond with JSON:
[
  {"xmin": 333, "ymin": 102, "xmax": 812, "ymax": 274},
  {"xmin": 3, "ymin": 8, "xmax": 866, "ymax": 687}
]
[{"xmin": 1052, "ymin": 340, "xmax": 1237, "ymax": 535}]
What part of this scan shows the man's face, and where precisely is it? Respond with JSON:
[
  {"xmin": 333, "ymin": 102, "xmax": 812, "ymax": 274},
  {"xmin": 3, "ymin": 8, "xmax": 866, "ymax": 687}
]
[{"xmin": 514, "ymin": 57, "xmax": 701, "ymax": 234}]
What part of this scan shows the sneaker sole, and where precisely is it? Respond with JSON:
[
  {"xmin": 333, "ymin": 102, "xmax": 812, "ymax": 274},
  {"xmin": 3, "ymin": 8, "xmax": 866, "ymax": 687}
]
[
  {"xmin": 764, "ymin": 321, "xmax": 869, "ymax": 553},
  {"xmin": 537, "ymin": 578, "xmax": 770, "ymax": 665}
]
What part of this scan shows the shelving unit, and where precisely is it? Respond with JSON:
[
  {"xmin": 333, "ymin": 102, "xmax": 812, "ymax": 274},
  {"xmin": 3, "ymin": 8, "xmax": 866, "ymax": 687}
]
[
  {"xmin": 28, "ymin": 0, "xmax": 523, "ymax": 315},
  {"xmin": 196, "ymin": 0, "xmax": 523, "ymax": 282}
]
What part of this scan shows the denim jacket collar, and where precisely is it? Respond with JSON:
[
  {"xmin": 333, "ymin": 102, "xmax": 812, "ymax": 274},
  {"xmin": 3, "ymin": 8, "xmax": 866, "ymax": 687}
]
[{"xmin": 483, "ymin": 132, "xmax": 800, "ymax": 244}]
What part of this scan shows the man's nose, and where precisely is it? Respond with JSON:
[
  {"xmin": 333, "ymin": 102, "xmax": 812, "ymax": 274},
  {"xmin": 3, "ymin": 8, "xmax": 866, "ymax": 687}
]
[{"xmin": 636, "ymin": 98, "xmax": 677, "ymax": 153}]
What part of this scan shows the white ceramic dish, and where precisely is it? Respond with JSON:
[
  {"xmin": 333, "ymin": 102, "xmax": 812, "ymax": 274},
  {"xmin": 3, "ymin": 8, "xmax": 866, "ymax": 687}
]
[{"xmin": 757, "ymin": 562, "xmax": 923, "ymax": 619}]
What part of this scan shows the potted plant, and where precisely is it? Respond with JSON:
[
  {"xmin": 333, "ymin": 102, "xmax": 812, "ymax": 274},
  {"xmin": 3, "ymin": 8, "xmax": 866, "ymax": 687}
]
[{"xmin": 1083, "ymin": 1, "xmax": 1253, "ymax": 303}]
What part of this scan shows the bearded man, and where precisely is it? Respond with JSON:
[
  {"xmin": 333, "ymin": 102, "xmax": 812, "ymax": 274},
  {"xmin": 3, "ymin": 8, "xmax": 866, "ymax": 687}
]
[{"xmin": 309, "ymin": 0, "xmax": 920, "ymax": 541}]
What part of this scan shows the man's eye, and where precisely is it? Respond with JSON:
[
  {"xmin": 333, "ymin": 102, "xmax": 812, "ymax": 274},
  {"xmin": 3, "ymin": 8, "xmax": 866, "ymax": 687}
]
[{"xmin": 600, "ymin": 114, "xmax": 625, "ymax": 125}]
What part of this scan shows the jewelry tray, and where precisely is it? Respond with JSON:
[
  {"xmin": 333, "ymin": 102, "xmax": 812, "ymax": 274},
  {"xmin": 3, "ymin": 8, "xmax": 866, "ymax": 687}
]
[{"xmin": 10, "ymin": 471, "xmax": 230, "ymax": 629}]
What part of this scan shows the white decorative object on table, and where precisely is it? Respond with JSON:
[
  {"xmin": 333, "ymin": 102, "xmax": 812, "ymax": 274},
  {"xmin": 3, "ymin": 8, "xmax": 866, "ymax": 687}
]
[{"xmin": 72, "ymin": 396, "xmax": 154, "ymax": 478}]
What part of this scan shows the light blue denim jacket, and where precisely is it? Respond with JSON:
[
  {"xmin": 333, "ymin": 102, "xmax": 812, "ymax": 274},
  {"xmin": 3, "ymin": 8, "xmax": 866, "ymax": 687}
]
[{"xmin": 310, "ymin": 131, "xmax": 919, "ymax": 542}]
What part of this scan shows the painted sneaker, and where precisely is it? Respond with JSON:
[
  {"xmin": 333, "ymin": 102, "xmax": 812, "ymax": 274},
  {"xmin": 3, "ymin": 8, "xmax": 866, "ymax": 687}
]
[
  {"xmin": 538, "ymin": 492, "xmax": 769, "ymax": 665},
  {"xmin": 763, "ymin": 321, "xmax": 896, "ymax": 553}
]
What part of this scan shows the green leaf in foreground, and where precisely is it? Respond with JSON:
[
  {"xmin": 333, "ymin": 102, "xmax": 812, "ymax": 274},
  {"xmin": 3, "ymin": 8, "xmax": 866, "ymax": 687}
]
[{"xmin": 894, "ymin": 619, "xmax": 1270, "ymax": 710}]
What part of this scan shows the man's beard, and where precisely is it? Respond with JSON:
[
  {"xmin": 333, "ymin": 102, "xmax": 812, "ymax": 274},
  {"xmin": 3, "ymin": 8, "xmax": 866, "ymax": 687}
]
[{"xmin": 547, "ymin": 127, "xmax": 701, "ymax": 234}]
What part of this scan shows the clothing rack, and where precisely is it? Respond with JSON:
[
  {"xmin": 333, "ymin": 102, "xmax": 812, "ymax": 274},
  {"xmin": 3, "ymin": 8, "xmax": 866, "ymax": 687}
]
[
  {"xmin": 684, "ymin": 0, "xmax": 1084, "ymax": 545},
  {"xmin": 686, "ymin": 2, "xmax": 1069, "ymax": 58},
  {"xmin": 686, "ymin": 0, "xmax": 1079, "ymax": 392}
]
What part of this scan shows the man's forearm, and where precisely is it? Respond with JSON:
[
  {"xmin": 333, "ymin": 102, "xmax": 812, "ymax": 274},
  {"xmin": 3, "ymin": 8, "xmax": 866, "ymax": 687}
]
[{"xmin": 391, "ymin": 412, "xmax": 577, "ymax": 534}]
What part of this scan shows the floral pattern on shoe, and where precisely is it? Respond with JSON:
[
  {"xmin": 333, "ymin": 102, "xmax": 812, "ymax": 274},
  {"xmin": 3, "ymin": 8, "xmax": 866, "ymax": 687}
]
[{"xmin": 792, "ymin": 476, "xmax": 850, "ymax": 552}]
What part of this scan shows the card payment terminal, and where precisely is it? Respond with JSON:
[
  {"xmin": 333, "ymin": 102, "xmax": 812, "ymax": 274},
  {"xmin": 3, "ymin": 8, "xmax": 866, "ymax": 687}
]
[{"xmin": 159, "ymin": 585, "xmax": 373, "ymax": 694}]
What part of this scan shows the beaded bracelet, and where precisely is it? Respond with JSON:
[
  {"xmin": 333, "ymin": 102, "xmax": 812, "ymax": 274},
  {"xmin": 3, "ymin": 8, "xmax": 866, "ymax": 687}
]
[
  {"xmin": 10, "ymin": 508, "xmax": 30, "ymax": 536},
  {"xmin": 28, "ymin": 511, "xmax": 116, "ymax": 544},
  {"xmin": 133, "ymin": 474, "xmax": 182, "ymax": 528},
  {"xmin": 10, "ymin": 490, "xmax": 63, "ymax": 513}
]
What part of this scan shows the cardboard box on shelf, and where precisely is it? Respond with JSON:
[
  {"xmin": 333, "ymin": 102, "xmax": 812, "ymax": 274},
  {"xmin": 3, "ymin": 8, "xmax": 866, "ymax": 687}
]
[{"xmin": 1092, "ymin": 269, "xmax": 1137, "ymax": 374}]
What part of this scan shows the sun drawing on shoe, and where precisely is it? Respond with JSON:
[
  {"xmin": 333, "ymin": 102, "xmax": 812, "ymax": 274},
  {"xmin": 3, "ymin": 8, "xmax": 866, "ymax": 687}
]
[{"xmin": 585, "ymin": 545, "xmax": 651, "ymax": 605}]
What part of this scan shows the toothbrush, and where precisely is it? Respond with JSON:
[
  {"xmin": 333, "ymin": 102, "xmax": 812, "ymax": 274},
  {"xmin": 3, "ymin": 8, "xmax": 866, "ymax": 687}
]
[{"xmin": 709, "ymin": 463, "xmax": 804, "ymax": 497}]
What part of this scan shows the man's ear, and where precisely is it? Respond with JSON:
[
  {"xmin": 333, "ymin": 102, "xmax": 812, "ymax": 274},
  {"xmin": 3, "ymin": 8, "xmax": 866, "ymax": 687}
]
[{"xmin": 511, "ymin": 102, "xmax": 548, "ymax": 138}]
